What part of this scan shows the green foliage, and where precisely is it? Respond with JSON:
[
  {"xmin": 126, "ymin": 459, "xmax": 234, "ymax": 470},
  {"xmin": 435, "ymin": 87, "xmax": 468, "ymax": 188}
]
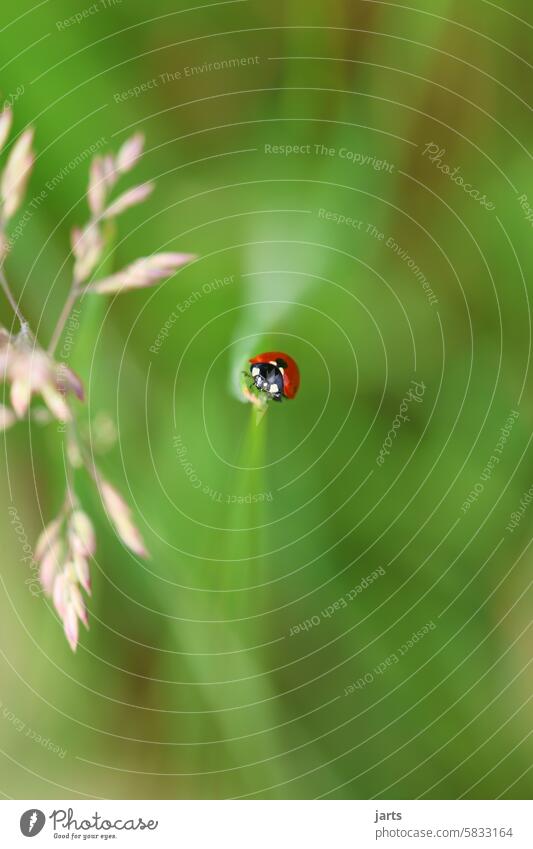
[{"xmin": 0, "ymin": 0, "xmax": 531, "ymax": 799}]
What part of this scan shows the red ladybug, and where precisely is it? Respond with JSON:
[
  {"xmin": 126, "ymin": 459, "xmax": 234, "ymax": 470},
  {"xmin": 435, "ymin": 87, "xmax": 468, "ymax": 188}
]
[{"xmin": 249, "ymin": 351, "xmax": 300, "ymax": 401}]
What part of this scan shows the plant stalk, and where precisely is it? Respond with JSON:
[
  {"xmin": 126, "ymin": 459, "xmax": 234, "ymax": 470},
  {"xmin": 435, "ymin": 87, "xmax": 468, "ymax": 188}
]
[{"xmin": 48, "ymin": 283, "xmax": 79, "ymax": 356}]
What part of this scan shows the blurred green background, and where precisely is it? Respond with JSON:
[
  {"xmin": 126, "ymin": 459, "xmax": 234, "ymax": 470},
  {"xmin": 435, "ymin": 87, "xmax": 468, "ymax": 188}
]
[{"xmin": 0, "ymin": 0, "xmax": 532, "ymax": 799}]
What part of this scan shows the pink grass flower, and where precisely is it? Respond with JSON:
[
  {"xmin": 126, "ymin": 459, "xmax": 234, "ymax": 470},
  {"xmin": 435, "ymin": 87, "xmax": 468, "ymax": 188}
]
[
  {"xmin": 102, "ymin": 182, "xmax": 154, "ymax": 219},
  {"xmin": 100, "ymin": 477, "xmax": 149, "ymax": 557},
  {"xmin": 68, "ymin": 510, "xmax": 96, "ymax": 557},
  {"xmin": 39, "ymin": 537, "xmax": 65, "ymax": 597},
  {"xmin": 3, "ymin": 330, "xmax": 83, "ymax": 422},
  {"xmin": 73, "ymin": 552, "xmax": 91, "ymax": 595},
  {"xmin": 85, "ymin": 252, "xmax": 195, "ymax": 295},
  {"xmin": 0, "ymin": 107, "xmax": 13, "ymax": 153},
  {"xmin": 63, "ymin": 603, "xmax": 79, "ymax": 652},
  {"xmin": 1, "ymin": 128, "xmax": 34, "ymax": 219},
  {"xmin": 37, "ymin": 503, "xmax": 94, "ymax": 651},
  {"xmin": 71, "ymin": 223, "xmax": 104, "ymax": 283},
  {"xmin": 88, "ymin": 156, "xmax": 107, "ymax": 216},
  {"xmin": 116, "ymin": 133, "xmax": 144, "ymax": 173}
]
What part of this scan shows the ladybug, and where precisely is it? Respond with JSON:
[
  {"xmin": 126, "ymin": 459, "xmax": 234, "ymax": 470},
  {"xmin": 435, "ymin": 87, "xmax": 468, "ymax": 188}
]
[{"xmin": 249, "ymin": 351, "xmax": 300, "ymax": 402}]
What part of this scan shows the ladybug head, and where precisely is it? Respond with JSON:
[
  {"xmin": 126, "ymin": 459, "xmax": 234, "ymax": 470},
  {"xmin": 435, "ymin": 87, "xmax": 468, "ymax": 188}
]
[{"xmin": 249, "ymin": 361, "xmax": 284, "ymax": 401}]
